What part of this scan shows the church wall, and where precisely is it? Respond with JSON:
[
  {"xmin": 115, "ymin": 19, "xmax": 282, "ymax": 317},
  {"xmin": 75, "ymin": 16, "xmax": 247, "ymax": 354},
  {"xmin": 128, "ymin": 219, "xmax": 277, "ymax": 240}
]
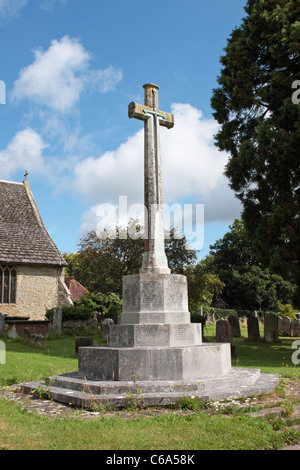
[{"xmin": 1, "ymin": 265, "xmax": 72, "ymax": 320}]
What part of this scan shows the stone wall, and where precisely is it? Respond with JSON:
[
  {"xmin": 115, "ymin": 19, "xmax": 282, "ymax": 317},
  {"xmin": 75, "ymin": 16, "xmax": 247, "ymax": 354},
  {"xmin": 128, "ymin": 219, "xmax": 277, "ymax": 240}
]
[{"xmin": 1, "ymin": 265, "xmax": 72, "ymax": 320}]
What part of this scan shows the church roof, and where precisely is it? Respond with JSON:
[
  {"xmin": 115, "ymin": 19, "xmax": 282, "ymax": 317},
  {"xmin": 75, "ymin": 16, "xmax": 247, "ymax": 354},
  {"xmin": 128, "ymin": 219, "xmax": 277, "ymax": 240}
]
[
  {"xmin": 0, "ymin": 179, "xmax": 67, "ymax": 267},
  {"xmin": 65, "ymin": 276, "xmax": 88, "ymax": 301}
]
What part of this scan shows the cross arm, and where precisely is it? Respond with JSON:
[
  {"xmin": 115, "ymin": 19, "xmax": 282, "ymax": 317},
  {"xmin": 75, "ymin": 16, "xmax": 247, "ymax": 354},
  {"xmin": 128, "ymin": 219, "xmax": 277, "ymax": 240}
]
[{"xmin": 128, "ymin": 101, "xmax": 174, "ymax": 129}]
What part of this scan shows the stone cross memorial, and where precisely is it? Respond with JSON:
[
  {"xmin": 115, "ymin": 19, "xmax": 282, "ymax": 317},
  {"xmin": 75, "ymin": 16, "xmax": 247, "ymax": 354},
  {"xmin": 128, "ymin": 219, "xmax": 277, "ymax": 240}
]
[
  {"xmin": 77, "ymin": 83, "xmax": 230, "ymax": 380},
  {"xmin": 128, "ymin": 83, "xmax": 173, "ymax": 274},
  {"xmin": 21, "ymin": 84, "xmax": 280, "ymax": 407}
]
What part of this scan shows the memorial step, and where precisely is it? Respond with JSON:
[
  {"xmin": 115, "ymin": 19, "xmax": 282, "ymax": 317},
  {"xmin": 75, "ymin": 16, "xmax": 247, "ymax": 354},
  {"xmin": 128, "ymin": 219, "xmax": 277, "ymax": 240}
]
[{"xmin": 21, "ymin": 369, "xmax": 280, "ymax": 409}]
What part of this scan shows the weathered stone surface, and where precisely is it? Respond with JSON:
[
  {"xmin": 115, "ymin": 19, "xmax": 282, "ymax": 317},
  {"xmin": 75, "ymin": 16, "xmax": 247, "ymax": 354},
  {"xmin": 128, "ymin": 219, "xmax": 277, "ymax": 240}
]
[
  {"xmin": 121, "ymin": 273, "xmax": 190, "ymax": 324},
  {"xmin": 109, "ymin": 323, "xmax": 202, "ymax": 348},
  {"xmin": 52, "ymin": 307, "xmax": 62, "ymax": 336},
  {"xmin": 0, "ymin": 313, "xmax": 5, "ymax": 336},
  {"xmin": 247, "ymin": 315, "xmax": 260, "ymax": 342},
  {"xmin": 292, "ymin": 318, "xmax": 300, "ymax": 337},
  {"xmin": 228, "ymin": 314, "xmax": 241, "ymax": 338},
  {"xmin": 101, "ymin": 318, "xmax": 114, "ymax": 342},
  {"xmin": 278, "ymin": 316, "xmax": 291, "ymax": 337},
  {"xmin": 264, "ymin": 315, "xmax": 278, "ymax": 343},
  {"xmin": 75, "ymin": 336, "xmax": 94, "ymax": 354},
  {"xmin": 216, "ymin": 320, "xmax": 232, "ymax": 343},
  {"xmin": 21, "ymin": 369, "xmax": 280, "ymax": 408},
  {"xmin": 78, "ymin": 343, "xmax": 231, "ymax": 382}
]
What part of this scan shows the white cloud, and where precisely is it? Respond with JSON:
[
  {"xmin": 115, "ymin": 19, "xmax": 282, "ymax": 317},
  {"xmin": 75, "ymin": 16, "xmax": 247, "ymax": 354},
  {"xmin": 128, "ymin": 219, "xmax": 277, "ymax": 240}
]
[
  {"xmin": 74, "ymin": 103, "xmax": 241, "ymax": 234},
  {"xmin": 0, "ymin": 128, "xmax": 47, "ymax": 178},
  {"xmin": 12, "ymin": 36, "xmax": 122, "ymax": 112},
  {"xmin": 74, "ymin": 129, "xmax": 144, "ymax": 205},
  {"xmin": 0, "ymin": 0, "xmax": 28, "ymax": 18}
]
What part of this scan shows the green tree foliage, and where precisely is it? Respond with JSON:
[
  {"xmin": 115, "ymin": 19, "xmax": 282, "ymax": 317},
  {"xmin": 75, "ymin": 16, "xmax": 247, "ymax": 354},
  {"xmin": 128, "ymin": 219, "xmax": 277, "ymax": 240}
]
[
  {"xmin": 198, "ymin": 219, "xmax": 297, "ymax": 310},
  {"xmin": 187, "ymin": 269, "xmax": 225, "ymax": 313},
  {"xmin": 74, "ymin": 292, "xmax": 123, "ymax": 324},
  {"xmin": 64, "ymin": 220, "xmax": 198, "ymax": 297},
  {"xmin": 211, "ymin": 0, "xmax": 300, "ymax": 294}
]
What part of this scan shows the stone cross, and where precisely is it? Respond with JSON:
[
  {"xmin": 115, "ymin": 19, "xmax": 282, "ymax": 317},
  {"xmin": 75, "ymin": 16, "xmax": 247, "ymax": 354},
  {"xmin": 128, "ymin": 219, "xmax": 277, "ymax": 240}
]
[{"xmin": 128, "ymin": 83, "xmax": 174, "ymax": 274}]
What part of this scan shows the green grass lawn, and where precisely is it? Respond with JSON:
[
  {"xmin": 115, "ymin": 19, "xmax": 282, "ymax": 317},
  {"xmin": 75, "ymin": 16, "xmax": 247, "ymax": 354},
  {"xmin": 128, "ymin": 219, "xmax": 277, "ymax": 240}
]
[
  {"xmin": 204, "ymin": 323, "xmax": 300, "ymax": 380},
  {"xmin": 0, "ymin": 399, "xmax": 285, "ymax": 450},
  {"xmin": 0, "ymin": 328, "xmax": 299, "ymax": 450}
]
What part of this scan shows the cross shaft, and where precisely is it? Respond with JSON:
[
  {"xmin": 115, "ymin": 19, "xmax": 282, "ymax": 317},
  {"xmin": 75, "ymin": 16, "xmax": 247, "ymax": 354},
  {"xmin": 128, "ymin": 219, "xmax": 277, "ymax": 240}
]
[{"xmin": 128, "ymin": 83, "xmax": 174, "ymax": 274}]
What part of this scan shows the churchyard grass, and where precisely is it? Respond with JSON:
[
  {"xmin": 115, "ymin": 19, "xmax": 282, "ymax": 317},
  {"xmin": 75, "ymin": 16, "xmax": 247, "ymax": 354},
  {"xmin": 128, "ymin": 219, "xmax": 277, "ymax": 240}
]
[
  {"xmin": 0, "ymin": 332, "xmax": 105, "ymax": 386},
  {"xmin": 0, "ymin": 328, "xmax": 299, "ymax": 450},
  {"xmin": 0, "ymin": 397, "xmax": 287, "ymax": 450},
  {"xmin": 204, "ymin": 323, "xmax": 300, "ymax": 380}
]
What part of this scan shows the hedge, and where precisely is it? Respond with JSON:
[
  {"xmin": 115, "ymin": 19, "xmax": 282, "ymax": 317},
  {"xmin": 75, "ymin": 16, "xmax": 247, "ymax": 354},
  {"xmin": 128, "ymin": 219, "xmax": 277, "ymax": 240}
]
[{"xmin": 45, "ymin": 306, "xmax": 93, "ymax": 323}]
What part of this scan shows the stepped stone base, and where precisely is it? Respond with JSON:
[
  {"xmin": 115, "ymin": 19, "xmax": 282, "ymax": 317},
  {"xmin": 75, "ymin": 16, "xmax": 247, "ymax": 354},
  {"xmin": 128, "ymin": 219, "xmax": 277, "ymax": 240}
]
[
  {"xmin": 78, "ymin": 343, "xmax": 231, "ymax": 381},
  {"xmin": 21, "ymin": 369, "xmax": 280, "ymax": 409},
  {"xmin": 20, "ymin": 272, "xmax": 280, "ymax": 408}
]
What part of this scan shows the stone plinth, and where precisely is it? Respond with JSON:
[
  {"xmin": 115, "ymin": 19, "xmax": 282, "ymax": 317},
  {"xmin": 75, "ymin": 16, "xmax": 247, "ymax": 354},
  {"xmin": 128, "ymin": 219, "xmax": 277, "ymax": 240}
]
[
  {"xmin": 78, "ymin": 343, "xmax": 231, "ymax": 382},
  {"xmin": 121, "ymin": 273, "xmax": 190, "ymax": 324},
  {"xmin": 76, "ymin": 271, "xmax": 231, "ymax": 383},
  {"xmin": 109, "ymin": 323, "xmax": 202, "ymax": 348}
]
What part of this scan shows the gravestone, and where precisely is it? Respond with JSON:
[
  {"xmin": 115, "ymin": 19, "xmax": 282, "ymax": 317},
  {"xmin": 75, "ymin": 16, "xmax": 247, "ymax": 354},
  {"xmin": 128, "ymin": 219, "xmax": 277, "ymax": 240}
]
[
  {"xmin": 0, "ymin": 313, "xmax": 5, "ymax": 336},
  {"xmin": 292, "ymin": 318, "xmax": 300, "ymax": 337},
  {"xmin": 228, "ymin": 314, "xmax": 241, "ymax": 338},
  {"xmin": 32, "ymin": 334, "xmax": 45, "ymax": 349},
  {"xmin": 101, "ymin": 318, "xmax": 114, "ymax": 343},
  {"xmin": 264, "ymin": 314, "xmax": 278, "ymax": 343},
  {"xmin": 216, "ymin": 320, "xmax": 232, "ymax": 343},
  {"xmin": 52, "ymin": 307, "xmax": 62, "ymax": 336},
  {"xmin": 75, "ymin": 336, "xmax": 94, "ymax": 354},
  {"xmin": 247, "ymin": 315, "xmax": 260, "ymax": 342},
  {"xmin": 278, "ymin": 316, "xmax": 291, "ymax": 337}
]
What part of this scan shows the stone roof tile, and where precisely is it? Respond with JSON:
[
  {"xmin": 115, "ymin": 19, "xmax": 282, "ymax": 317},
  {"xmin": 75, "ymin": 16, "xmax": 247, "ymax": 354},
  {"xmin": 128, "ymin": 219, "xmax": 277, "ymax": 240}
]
[{"xmin": 0, "ymin": 180, "xmax": 67, "ymax": 267}]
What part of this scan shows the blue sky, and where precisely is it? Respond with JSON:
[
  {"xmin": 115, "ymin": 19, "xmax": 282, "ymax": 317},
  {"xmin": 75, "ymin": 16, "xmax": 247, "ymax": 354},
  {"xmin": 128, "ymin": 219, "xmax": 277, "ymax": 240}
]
[{"xmin": 0, "ymin": 0, "xmax": 247, "ymax": 259}]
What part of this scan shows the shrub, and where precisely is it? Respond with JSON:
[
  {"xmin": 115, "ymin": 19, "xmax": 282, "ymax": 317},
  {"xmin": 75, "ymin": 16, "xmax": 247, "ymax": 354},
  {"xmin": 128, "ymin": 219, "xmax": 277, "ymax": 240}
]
[
  {"xmin": 46, "ymin": 292, "xmax": 123, "ymax": 324},
  {"xmin": 45, "ymin": 306, "xmax": 92, "ymax": 322},
  {"xmin": 74, "ymin": 292, "xmax": 122, "ymax": 324},
  {"xmin": 279, "ymin": 304, "xmax": 297, "ymax": 319}
]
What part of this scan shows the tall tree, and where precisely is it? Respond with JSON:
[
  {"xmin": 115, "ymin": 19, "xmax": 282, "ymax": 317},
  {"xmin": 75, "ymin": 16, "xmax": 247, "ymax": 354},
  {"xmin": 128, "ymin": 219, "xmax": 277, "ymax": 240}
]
[
  {"xmin": 211, "ymin": 0, "xmax": 300, "ymax": 294},
  {"xmin": 197, "ymin": 219, "xmax": 298, "ymax": 310},
  {"xmin": 65, "ymin": 220, "xmax": 197, "ymax": 296}
]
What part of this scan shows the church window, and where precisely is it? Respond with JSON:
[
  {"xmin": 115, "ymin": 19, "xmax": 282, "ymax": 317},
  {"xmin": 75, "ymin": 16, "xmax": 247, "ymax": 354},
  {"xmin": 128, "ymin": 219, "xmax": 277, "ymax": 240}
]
[{"xmin": 0, "ymin": 266, "xmax": 17, "ymax": 304}]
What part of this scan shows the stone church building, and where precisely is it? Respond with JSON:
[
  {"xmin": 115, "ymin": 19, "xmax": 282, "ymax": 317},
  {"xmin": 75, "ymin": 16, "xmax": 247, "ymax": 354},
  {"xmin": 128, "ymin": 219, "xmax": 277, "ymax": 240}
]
[{"xmin": 0, "ymin": 177, "xmax": 72, "ymax": 320}]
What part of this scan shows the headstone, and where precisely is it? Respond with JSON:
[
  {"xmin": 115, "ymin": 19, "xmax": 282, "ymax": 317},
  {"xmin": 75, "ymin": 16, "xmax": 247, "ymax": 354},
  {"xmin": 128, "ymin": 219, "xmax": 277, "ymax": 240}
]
[
  {"xmin": 0, "ymin": 313, "xmax": 5, "ymax": 336},
  {"xmin": 264, "ymin": 314, "xmax": 278, "ymax": 343},
  {"xmin": 102, "ymin": 318, "xmax": 114, "ymax": 343},
  {"xmin": 23, "ymin": 327, "xmax": 31, "ymax": 340},
  {"xmin": 32, "ymin": 334, "xmax": 45, "ymax": 349},
  {"xmin": 8, "ymin": 324, "xmax": 19, "ymax": 339},
  {"xmin": 291, "ymin": 318, "xmax": 300, "ymax": 337},
  {"xmin": 216, "ymin": 320, "xmax": 232, "ymax": 343},
  {"xmin": 52, "ymin": 307, "xmax": 62, "ymax": 336},
  {"xmin": 247, "ymin": 315, "xmax": 260, "ymax": 342},
  {"xmin": 228, "ymin": 314, "xmax": 241, "ymax": 338},
  {"xmin": 75, "ymin": 336, "xmax": 94, "ymax": 354},
  {"xmin": 278, "ymin": 316, "xmax": 291, "ymax": 337}
]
